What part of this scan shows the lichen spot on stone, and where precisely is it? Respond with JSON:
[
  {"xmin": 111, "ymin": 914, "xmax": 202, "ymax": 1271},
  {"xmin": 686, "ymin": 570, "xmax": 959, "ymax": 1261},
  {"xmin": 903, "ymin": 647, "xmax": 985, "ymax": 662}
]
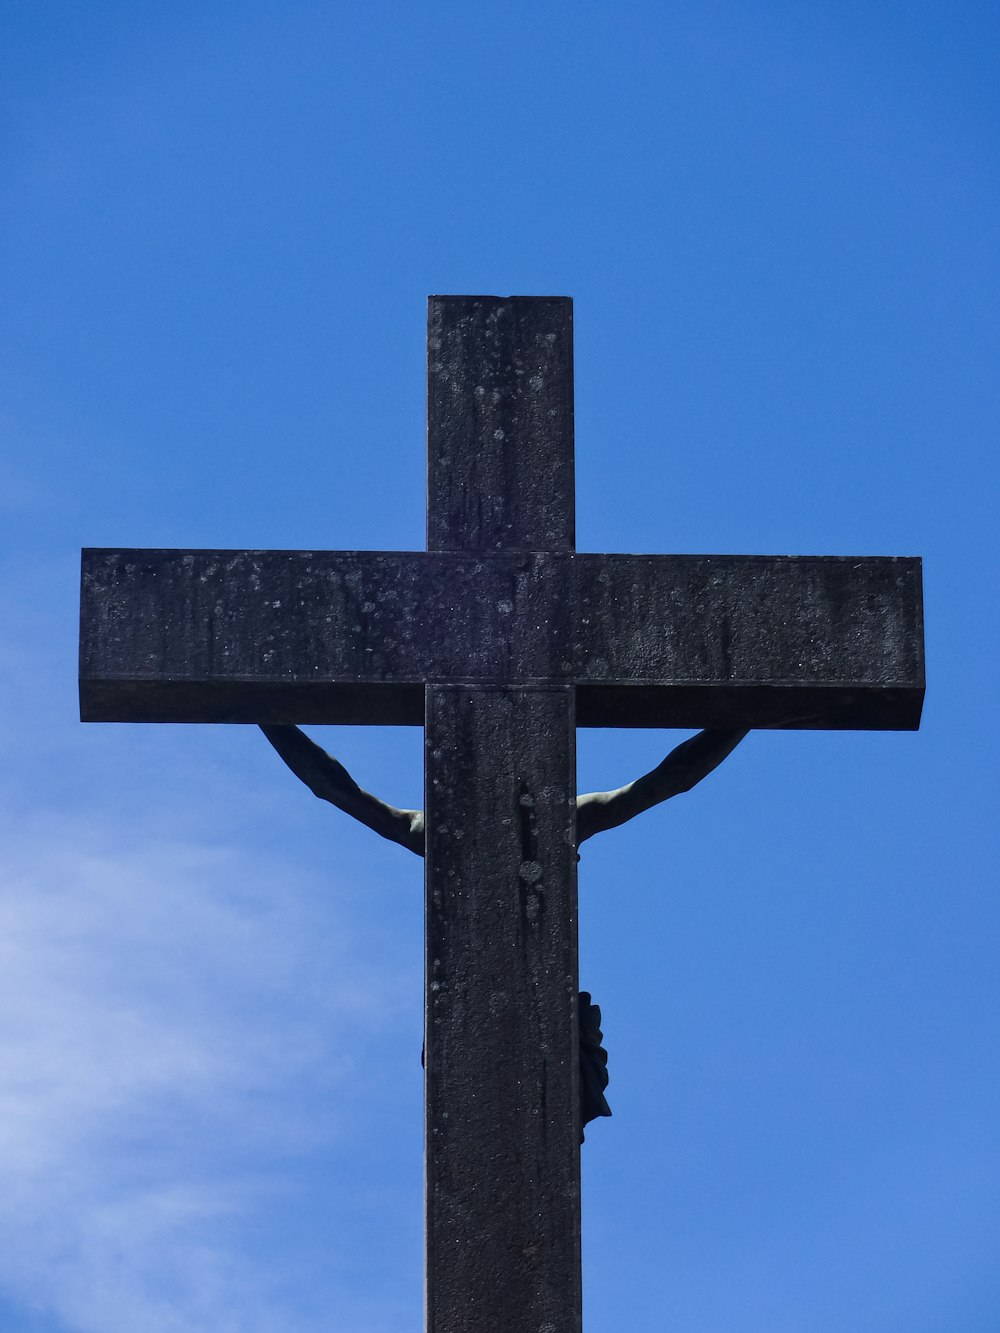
[{"xmin": 519, "ymin": 860, "xmax": 543, "ymax": 884}]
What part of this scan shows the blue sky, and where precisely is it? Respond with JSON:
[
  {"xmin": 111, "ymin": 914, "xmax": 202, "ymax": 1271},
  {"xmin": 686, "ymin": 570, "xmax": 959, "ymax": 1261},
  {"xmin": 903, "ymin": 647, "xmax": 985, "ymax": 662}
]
[{"xmin": 1, "ymin": 3, "xmax": 997, "ymax": 1330}]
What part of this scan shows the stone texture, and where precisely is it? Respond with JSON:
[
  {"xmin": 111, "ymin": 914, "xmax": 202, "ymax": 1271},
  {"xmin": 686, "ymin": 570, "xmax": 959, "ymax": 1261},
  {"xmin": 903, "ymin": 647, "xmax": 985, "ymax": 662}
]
[
  {"xmin": 427, "ymin": 295, "xmax": 574, "ymax": 553},
  {"xmin": 80, "ymin": 548, "xmax": 924, "ymax": 728},
  {"xmin": 424, "ymin": 686, "xmax": 579, "ymax": 1333}
]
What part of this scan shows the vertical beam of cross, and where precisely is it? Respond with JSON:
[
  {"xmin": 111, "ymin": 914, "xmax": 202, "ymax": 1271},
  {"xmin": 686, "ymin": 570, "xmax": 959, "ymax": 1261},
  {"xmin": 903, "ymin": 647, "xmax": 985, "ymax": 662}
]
[{"xmin": 424, "ymin": 298, "xmax": 582, "ymax": 1332}]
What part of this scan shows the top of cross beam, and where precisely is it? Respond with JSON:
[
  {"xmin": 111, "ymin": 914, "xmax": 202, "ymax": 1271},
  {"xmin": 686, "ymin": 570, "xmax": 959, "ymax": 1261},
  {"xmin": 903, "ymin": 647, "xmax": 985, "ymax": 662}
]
[{"xmin": 427, "ymin": 296, "xmax": 575, "ymax": 553}]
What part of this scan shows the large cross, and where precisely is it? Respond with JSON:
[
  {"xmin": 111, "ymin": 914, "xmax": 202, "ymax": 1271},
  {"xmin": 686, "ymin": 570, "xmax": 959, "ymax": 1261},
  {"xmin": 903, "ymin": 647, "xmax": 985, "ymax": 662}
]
[{"xmin": 80, "ymin": 296, "xmax": 924, "ymax": 1332}]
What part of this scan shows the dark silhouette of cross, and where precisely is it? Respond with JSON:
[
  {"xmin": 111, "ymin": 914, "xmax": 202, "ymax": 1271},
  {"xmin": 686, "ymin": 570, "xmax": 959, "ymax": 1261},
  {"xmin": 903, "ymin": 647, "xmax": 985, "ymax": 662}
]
[{"xmin": 80, "ymin": 296, "xmax": 923, "ymax": 1333}]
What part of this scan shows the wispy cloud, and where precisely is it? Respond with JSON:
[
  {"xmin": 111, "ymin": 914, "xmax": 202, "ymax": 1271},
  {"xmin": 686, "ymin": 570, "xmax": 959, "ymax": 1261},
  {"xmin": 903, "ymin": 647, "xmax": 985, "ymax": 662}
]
[{"xmin": 0, "ymin": 807, "xmax": 411, "ymax": 1333}]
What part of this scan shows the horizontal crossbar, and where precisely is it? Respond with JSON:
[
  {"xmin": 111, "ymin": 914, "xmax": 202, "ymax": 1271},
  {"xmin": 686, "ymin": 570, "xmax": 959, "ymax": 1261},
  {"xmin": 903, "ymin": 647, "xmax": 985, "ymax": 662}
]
[{"xmin": 80, "ymin": 548, "xmax": 924, "ymax": 729}]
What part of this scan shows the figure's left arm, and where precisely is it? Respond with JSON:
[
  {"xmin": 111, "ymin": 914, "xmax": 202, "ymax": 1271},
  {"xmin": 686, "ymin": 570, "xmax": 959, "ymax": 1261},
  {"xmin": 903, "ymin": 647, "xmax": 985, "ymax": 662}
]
[{"xmin": 576, "ymin": 728, "xmax": 749, "ymax": 845}]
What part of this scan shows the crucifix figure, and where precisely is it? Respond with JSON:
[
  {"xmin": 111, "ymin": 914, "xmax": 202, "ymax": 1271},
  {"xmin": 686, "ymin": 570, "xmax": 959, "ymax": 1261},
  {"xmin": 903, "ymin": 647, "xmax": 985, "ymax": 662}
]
[
  {"xmin": 258, "ymin": 718, "xmax": 749, "ymax": 1136},
  {"xmin": 80, "ymin": 296, "xmax": 924, "ymax": 1333}
]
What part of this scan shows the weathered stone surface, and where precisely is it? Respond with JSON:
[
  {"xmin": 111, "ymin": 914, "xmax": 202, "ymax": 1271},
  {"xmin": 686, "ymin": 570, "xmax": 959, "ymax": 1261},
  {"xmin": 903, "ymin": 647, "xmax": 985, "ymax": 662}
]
[
  {"xmin": 424, "ymin": 298, "xmax": 581, "ymax": 1333},
  {"xmin": 427, "ymin": 295, "xmax": 574, "ymax": 553},
  {"xmin": 80, "ymin": 548, "xmax": 924, "ymax": 728},
  {"xmin": 424, "ymin": 686, "xmax": 579, "ymax": 1332}
]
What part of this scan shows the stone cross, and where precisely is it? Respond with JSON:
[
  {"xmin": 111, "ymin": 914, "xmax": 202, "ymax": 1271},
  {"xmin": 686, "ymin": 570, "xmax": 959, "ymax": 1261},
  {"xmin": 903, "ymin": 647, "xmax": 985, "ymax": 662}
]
[{"xmin": 80, "ymin": 296, "xmax": 924, "ymax": 1333}]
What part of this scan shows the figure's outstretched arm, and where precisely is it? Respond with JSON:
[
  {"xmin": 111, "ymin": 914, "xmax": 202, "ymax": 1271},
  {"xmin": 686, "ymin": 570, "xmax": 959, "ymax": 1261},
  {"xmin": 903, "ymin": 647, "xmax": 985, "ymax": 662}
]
[
  {"xmin": 261, "ymin": 725, "xmax": 425, "ymax": 856},
  {"xmin": 576, "ymin": 728, "xmax": 748, "ymax": 845}
]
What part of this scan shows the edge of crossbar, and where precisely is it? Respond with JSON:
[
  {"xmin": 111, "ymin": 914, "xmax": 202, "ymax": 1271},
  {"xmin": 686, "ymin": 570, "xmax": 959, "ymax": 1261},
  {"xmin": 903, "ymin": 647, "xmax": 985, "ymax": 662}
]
[{"xmin": 79, "ymin": 679, "xmax": 924, "ymax": 729}]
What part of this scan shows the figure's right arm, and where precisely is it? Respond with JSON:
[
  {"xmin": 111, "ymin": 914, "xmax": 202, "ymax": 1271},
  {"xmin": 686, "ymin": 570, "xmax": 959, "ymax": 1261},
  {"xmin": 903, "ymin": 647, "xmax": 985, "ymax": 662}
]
[{"xmin": 260, "ymin": 725, "xmax": 425, "ymax": 857}]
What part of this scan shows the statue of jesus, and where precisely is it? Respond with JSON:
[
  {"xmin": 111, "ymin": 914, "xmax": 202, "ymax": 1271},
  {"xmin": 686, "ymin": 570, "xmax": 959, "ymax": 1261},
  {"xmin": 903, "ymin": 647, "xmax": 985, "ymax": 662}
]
[{"xmin": 261, "ymin": 724, "xmax": 747, "ymax": 1139}]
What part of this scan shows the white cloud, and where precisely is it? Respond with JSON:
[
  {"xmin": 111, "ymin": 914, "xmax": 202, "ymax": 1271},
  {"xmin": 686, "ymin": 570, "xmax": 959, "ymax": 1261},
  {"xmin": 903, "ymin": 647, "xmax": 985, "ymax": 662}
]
[{"xmin": 0, "ymin": 808, "xmax": 410, "ymax": 1333}]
